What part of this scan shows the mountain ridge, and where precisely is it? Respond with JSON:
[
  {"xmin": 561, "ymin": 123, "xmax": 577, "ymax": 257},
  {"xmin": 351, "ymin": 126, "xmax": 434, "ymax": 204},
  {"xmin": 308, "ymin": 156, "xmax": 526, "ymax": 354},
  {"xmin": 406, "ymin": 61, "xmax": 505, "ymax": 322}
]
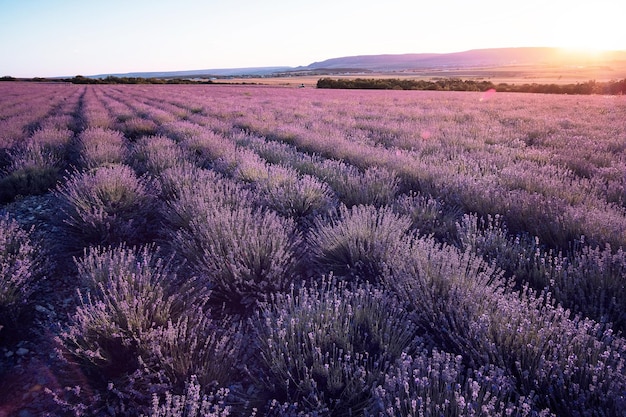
[
  {"xmin": 303, "ymin": 47, "xmax": 626, "ymax": 71},
  {"xmin": 88, "ymin": 47, "xmax": 626, "ymax": 79}
]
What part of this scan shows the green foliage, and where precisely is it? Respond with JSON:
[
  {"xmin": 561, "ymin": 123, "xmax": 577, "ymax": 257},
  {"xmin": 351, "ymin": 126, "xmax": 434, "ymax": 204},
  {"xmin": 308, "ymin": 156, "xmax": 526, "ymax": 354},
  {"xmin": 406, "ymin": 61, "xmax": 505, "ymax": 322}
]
[
  {"xmin": 66, "ymin": 75, "xmax": 215, "ymax": 85},
  {"xmin": 317, "ymin": 77, "xmax": 496, "ymax": 91},
  {"xmin": 317, "ymin": 77, "xmax": 626, "ymax": 94},
  {"xmin": 496, "ymin": 79, "xmax": 626, "ymax": 95},
  {"xmin": 0, "ymin": 165, "xmax": 59, "ymax": 203}
]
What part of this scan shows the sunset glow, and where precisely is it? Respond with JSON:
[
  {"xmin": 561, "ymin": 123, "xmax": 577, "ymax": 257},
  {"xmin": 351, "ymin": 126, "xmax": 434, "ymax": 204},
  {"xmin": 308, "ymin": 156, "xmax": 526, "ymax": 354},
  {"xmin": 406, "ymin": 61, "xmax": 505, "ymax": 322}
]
[{"xmin": 0, "ymin": 0, "xmax": 625, "ymax": 77}]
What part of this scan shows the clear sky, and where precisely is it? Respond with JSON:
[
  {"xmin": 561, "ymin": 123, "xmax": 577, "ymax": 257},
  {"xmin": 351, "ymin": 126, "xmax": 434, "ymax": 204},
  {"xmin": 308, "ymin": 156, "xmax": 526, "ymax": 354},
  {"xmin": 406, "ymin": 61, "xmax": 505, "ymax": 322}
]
[{"xmin": 1, "ymin": 0, "xmax": 625, "ymax": 77}]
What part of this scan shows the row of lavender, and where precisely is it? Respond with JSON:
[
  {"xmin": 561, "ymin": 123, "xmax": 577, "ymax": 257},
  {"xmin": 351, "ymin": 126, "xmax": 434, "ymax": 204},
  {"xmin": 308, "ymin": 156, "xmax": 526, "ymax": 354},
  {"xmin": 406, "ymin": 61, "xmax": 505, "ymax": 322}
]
[
  {"xmin": 0, "ymin": 84, "xmax": 84, "ymax": 202},
  {"xmin": 95, "ymin": 84, "xmax": 626, "ymax": 331},
  {"xmin": 1, "ymin": 83, "xmax": 625, "ymax": 416}
]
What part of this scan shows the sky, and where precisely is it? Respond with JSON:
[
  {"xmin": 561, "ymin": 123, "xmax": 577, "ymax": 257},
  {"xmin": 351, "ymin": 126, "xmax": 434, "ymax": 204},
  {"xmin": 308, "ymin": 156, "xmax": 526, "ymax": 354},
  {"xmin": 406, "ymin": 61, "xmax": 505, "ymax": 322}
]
[{"xmin": 1, "ymin": 0, "xmax": 625, "ymax": 77}]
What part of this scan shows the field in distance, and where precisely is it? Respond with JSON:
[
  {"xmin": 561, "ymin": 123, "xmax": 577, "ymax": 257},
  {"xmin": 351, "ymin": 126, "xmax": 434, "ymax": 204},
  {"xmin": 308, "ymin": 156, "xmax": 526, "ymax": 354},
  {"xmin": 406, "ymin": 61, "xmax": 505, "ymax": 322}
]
[
  {"xmin": 221, "ymin": 47, "xmax": 626, "ymax": 87},
  {"xmin": 221, "ymin": 61, "xmax": 626, "ymax": 87}
]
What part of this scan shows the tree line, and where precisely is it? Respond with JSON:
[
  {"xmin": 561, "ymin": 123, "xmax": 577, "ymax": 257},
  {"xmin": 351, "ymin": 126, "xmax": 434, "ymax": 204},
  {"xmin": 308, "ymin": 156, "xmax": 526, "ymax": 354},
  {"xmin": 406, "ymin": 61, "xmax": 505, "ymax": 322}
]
[
  {"xmin": 316, "ymin": 77, "xmax": 626, "ymax": 95},
  {"xmin": 0, "ymin": 75, "xmax": 215, "ymax": 84}
]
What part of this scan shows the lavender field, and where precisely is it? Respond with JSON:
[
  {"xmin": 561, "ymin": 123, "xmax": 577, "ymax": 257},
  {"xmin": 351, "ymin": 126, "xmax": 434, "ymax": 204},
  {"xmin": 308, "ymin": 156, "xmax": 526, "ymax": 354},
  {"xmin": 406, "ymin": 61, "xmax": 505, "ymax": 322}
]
[{"xmin": 1, "ymin": 82, "xmax": 625, "ymax": 416}]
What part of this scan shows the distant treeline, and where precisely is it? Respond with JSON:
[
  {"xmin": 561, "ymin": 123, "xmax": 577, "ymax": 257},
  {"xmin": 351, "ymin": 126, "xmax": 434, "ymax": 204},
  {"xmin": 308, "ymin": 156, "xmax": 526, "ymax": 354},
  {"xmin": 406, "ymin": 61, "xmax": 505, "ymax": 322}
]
[
  {"xmin": 316, "ymin": 77, "xmax": 626, "ymax": 95},
  {"xmin": 0, "ymin": 75, "xmax": 215, "ymax": 84}
]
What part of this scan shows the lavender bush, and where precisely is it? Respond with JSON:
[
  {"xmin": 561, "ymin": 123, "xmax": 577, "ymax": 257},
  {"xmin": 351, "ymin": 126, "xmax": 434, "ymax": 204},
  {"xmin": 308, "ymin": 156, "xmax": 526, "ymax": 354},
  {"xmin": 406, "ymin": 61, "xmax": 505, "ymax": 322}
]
[
  {"xmin": 0, "ymin": 215, "xmax": 41, "ymax": 334},
  {"xmin": 231, "ymin": 132, "xmax": 399, "ymax": 208},
  {"xmin": 163, "ymin": 168, "xmax": 253, "ymax": 230},
  {"xmin": 57, "ymin": 244, "xmax": 182, "ymax": 413},
  {"xmin": 369, "ymin": 350, "xmax": 545, "ymax": 417},
  {"xmin": 146, "ymin": 376, "xmax": 233, "ymax": 417},
  {"xmin": 64, "ymin": 245, "xmax": 184, "ymax": 364},
  {"xmin": 54, "ymin": 163, "xmax": 160, "ymax": 251},
  {"xmin": 250, "ymin": 278, "xmax": 420, "ymax": 416},
  {"xmin": 307, "ymin": 204, "xmax": 412, "ymax": 281},
  {"xmin": 172, "ymin": 203, "xmax": 302, "ymax": 309},
  {"xmin": 0, "ymin": 127, "xmax": 73, "ymax": 201},
  {"xmin": 119, "ymin": 117, "xmax": 158, "ymax": 140},
  {"xmin": 383, "ymin": 235, "xmax": 505, "ymax": 366},
  {"xmin": 254, "ymin": 165, "xmax": 335, "ymax": 222},
  {"xmin": 131, "ymin": 135, "xmax": 186, "ymax": 176},
  {"xmin": 386, "ymin": 235, "xmax": 626, "ymax": 416},
  {"xmin": 179, "ymin": 130, "xmax": 238, "ymax": 169},
  {"xmin": 158, "ymin": 120, "xmax": 206, "ymax": 142},
  {"xmin": 0, "ymin": 145, "xmax": 60, "ymax": 202},
  {"xmin": 28, "ymin": 127, "xmax": 74, "ymax": 155},
  {"xmin": 458, "ymin": 214, "xmax": 626, "ymax": 333},
  {"xmin": 307, "ymin": 160, "xmax": 399, "ymax": 208},
  {"xmin": 553, "ymin": 241, "xmax": 626, "ymax": 332},
  {"xmin": 158, "ymin": 162, "xmax": 219, "ymax": 202},
  {"xmin": 57, "ymin": 245, "xmax": 240, "ymax": 415},
  {"xmin": 144, "ymin": 311, "xmax": 243, "ymax": 392},
  {"xmin": 393, "ymin": 191, "xmax": 461, "ymax": 241},
  {"xmin": 77, "ymin": 127, "xmax": 128, "ymax": 169},
  {"xmin": 232, "ymin": 149, "xmax": 272, "ymax": 183}
]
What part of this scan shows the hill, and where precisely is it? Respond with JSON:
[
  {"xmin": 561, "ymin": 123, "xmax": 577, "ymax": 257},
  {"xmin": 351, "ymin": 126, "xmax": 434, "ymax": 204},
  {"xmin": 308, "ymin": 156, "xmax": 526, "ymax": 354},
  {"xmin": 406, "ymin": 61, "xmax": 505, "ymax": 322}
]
[
  {"xmin": 303, "ymin": 47, "xmax": 626, "ymax": 72},
  {"xmin": 73, "ymin": 47, "xmax": 626, "ymax": 81},
  {"xmin": 89, "ymin": 66, "xmax": 293, "ymax": 79}
]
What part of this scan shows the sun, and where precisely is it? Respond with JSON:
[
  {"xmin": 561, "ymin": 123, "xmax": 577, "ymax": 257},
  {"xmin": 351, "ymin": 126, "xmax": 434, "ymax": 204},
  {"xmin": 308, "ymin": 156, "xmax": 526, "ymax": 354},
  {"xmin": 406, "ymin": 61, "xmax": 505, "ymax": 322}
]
[
  {"xmin": 557, "ymin": 46, "xmax": 611, "ymax": 61},
  {"xmin": 550, "ymin": 25, "xmax": 625, "ymax": 54},
  {"xmin": 542, "ymin": 2, "xmax": 626, "ymax": 53}
]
